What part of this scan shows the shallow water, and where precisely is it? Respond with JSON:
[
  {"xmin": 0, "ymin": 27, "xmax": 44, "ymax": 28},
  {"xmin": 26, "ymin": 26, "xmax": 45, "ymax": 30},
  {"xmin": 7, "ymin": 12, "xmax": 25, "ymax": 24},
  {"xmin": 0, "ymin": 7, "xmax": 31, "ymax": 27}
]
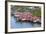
[{"xmin": 11, "ymin": 16, "xmax": 41, "ymax": 29}]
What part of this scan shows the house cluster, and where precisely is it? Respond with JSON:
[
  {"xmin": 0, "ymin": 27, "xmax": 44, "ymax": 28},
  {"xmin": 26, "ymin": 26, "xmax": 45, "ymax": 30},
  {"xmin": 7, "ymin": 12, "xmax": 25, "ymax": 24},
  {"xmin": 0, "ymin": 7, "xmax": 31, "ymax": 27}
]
[{"xmin": 14, "ymin": 12, "xmax": 41, "ymax": 23}]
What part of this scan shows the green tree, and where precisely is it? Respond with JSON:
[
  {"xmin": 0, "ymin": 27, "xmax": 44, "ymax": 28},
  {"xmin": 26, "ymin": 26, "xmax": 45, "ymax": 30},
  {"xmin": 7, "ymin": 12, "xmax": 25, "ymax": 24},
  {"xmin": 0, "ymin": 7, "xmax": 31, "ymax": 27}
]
[{"xmin": 32, "ymin": 7, "xmax": 41, "ymax": 16}]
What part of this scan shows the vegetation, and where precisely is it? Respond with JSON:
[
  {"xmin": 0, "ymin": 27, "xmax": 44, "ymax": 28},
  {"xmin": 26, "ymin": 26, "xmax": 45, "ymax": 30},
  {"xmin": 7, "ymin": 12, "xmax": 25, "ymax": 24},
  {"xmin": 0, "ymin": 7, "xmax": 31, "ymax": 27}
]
[
  {"xmin": 11, "ymin": 6, "xmax": 41, "ymax": 16},
  {"xmin": 32, "ymin": 7, "xmax": 41, "ymax": 16},
  {"xmin": 11, "ymin": 6, "xmax": 32, "ymax": 12}
]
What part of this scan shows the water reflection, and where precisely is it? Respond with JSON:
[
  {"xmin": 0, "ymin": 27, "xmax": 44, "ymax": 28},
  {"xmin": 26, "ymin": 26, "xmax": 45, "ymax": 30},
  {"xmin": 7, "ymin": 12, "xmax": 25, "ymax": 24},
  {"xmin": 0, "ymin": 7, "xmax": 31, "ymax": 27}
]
[{"xmin": 11, "ymin": 16, "xmax": 41, "ymax": 29}]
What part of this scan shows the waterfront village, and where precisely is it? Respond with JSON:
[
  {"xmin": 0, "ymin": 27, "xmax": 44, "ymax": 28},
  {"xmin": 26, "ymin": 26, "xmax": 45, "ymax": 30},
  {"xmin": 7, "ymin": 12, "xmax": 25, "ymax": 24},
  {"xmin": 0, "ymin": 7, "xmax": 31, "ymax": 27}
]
[{"xmin": 14, "ymin": 12, "xmax": 41, "ymax": 24}]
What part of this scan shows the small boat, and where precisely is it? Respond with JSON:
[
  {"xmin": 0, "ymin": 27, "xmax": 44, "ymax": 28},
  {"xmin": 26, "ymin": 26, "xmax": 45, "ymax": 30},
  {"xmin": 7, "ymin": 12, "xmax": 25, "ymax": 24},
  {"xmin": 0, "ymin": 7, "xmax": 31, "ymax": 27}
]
[{"xmin": 33, "ymin": 19, "xmax": 41, "ymax": 24}]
